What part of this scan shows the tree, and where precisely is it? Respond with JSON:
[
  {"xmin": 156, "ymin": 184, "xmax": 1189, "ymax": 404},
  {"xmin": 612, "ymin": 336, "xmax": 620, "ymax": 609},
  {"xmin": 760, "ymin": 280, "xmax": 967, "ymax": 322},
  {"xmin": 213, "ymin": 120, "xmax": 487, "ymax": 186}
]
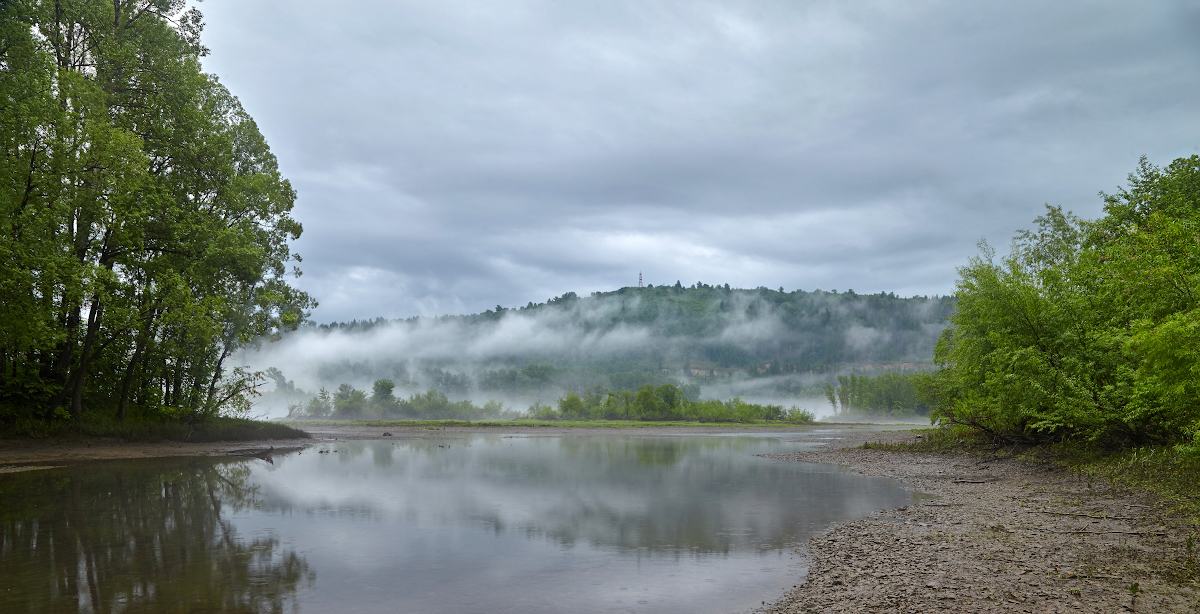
[
  {"xmin": 0, "ymin": 1, "xmax": 312, "ymax": 425},
  {"xmin": 333, "ymin": 384, "xmax": 366, "ymax": 418},
  {"xmin": 927, "ymin": 157, "xmax": 1200, "ymax": 448}
]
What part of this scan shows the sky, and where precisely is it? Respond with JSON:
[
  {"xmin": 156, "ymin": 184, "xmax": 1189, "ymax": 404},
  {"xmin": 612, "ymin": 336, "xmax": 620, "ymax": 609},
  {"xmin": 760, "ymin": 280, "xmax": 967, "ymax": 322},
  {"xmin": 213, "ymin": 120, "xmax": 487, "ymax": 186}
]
[{"xmin": 195, "ymin": 0, "xmax": 1200, "ymax": 323}]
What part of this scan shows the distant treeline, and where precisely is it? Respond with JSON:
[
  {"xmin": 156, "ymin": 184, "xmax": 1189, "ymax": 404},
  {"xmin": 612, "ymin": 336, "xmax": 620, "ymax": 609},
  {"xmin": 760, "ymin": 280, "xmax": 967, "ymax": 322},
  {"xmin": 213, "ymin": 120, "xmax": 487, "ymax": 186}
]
[
  {"xmin": 823, "ymin": 373, "xmax": 931, "ymax": 417},
  {"xmin": 270, "ymin": 364, "xmax": 701, "ymax": 406},
  {"xmin": 530, "ymin": 384, "xmax": 815, "ymax": 423},
  {"xmin": 285, "ymin": 380, "xmax": 814, "ymax": 424},
  {"xmin": 287, "ymin": 381, "xmax": 505, "ymax": 421},
  {"xmin": 266, "ymin": 286, "xmax": 953, "ymax": 401},
  {"xmin": 307, "ymin": 285, "xmax": 952, "ymax": 372}
]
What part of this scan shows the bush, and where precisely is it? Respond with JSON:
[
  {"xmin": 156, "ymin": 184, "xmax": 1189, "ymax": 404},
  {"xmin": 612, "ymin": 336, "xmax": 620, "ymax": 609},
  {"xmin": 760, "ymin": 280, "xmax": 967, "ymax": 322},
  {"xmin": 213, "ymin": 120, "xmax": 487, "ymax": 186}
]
[{"xmin": 927, "ymin": 156, "xmax": 1200, "ymax": 448}]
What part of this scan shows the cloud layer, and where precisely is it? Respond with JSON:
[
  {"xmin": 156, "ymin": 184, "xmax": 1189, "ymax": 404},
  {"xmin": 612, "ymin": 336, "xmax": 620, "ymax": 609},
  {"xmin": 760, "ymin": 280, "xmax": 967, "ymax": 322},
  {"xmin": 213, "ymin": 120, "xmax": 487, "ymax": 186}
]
[{"xmin": 198, "ymin": 0, "xmax": 1200, "ymax": 321}]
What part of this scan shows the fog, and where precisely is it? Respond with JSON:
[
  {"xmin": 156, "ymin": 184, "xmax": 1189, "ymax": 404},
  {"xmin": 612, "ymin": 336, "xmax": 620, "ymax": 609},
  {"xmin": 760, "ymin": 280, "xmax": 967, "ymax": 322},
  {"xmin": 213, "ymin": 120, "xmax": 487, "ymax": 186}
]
[{"xmin": 240, "ymin": 286, "xmax": 950, "ymax": 418}]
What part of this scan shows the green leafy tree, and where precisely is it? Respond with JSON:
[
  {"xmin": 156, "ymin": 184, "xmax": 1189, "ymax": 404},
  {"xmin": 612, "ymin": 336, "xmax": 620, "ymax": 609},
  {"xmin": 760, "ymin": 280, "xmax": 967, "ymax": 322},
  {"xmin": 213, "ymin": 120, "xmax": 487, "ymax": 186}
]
[
  {"xmin": 927, "ymin": 157, "xmax": 1200, "ymax": 448},
  {"xmin": 0, "ymin": 0, "xmax": 312, "ymax": 426},
  {"xmin": 333, "ymin": 384, "xmax": 366, "ymax": 418}
]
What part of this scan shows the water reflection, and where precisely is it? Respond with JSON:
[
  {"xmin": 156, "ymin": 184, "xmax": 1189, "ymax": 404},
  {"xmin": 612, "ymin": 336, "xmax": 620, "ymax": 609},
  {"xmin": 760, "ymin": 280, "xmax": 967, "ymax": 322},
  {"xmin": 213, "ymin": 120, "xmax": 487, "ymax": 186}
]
[
  {"xmin": 260, "ymin": 437, "xmax": 900, "ymax": 553},
  {"xmin": 241, "ymin": 435, "xmax": 914, "ymax": 613},
  {"xmin": 1, "ymin": 435, "xmax": 916, "ymax": 614},
  {"xmin": 0, "ymin": 458, "xmax": 313, "ymax": 613}
]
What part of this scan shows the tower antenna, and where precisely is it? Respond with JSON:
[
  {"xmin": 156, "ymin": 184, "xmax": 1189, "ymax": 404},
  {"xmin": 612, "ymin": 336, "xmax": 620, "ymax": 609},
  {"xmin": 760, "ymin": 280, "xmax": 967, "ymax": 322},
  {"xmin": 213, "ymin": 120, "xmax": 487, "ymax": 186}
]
[{"xmin": 639, "ymin": 272, "xmax": 643, "ymax": 288}]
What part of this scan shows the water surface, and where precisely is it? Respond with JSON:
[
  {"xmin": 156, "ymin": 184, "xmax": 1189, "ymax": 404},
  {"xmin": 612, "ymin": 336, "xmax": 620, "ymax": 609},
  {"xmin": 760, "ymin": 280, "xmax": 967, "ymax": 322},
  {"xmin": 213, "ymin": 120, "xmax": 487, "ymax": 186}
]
[{"xmin": 0, "ymin": 433, "xmax": 916, "ymax": 613}]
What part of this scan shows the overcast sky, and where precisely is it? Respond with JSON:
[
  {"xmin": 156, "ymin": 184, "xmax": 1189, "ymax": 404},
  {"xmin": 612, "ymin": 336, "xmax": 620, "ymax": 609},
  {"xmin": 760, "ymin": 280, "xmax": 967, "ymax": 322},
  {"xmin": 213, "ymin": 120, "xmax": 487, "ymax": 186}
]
[{"xmin": 196, "ymin": 0, "xmax": 1200, "ymax": 323}]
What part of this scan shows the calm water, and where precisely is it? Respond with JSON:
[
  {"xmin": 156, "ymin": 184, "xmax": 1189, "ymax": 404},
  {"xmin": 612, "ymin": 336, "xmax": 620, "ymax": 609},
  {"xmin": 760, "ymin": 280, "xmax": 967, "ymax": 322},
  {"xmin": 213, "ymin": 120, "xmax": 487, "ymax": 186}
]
[{"xmin": 0, "ymin": 433, "xmax": 918, "ymax": 613}]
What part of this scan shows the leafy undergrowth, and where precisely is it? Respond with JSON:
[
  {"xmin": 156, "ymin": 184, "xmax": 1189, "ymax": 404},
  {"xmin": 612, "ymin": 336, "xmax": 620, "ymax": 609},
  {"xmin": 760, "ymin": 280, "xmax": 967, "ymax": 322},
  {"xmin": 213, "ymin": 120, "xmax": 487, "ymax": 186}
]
[
  {"xmin": 860, "ymin": 425, "xmax": 997, "ymax": 454},
  {"xmin": 286, "ymin": 418, "xmax": 816, "ymax": 429},
  {"xmin": 0, "ymin": 416, "xmax": 308, "ymax": 443}
]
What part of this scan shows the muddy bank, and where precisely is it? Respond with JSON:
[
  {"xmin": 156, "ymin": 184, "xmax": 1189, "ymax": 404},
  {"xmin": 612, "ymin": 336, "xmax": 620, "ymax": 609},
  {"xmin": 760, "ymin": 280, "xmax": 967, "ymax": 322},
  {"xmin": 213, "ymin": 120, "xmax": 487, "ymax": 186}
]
[
  {"xmin": 760, "ymin": 430, "xmax": 1199, "ymax": 613},
  {"xmin": 0, "ymin": 438, "xmax": 306, "ymax": 470}
]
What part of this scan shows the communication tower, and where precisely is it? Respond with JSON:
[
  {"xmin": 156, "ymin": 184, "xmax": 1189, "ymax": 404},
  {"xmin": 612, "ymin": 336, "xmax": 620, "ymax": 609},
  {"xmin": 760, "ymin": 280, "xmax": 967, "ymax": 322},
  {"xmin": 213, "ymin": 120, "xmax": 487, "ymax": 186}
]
[{"xmin": 639, "ymin": 272, "xmax": 643, "ymax": 287}]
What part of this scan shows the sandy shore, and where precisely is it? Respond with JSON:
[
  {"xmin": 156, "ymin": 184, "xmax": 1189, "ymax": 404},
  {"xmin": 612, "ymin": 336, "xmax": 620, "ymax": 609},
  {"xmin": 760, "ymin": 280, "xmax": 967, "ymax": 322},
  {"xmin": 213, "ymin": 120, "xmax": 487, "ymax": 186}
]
[
  {"xmin": 760, "ymin": 430, "xmax": 1199, "ymax": 613},
  {"xmin": 3, "ymin": 423, "xmax": 1196, "ymax": 612}
]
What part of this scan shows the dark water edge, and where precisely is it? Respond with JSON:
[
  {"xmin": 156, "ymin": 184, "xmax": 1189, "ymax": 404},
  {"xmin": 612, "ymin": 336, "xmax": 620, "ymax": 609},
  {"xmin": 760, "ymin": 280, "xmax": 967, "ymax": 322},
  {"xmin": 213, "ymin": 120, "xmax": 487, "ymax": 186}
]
[{"xmin": 0, "ymin": 434, "xmax": 918, "ymax": 613}]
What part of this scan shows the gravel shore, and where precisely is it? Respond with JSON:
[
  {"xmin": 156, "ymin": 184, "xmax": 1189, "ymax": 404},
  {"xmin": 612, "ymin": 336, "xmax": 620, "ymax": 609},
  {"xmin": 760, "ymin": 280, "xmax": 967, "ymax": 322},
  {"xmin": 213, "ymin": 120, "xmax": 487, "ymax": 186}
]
[{"xmin": 759, "ymin": 430, "xmax": 1199, "ymax": 613}]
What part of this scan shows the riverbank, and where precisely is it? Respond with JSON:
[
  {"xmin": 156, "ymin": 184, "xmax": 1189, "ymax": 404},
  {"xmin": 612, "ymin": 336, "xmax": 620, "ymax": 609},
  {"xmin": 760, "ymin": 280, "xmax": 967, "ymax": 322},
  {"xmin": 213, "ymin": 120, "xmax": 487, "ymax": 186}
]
[
  {"xmin": 761, "ymin": 430, "xmax": 1200, "ymax": 613},
  {"xmin": 0, "ymin": 421, "xmax": 839, "ymax": 467}
]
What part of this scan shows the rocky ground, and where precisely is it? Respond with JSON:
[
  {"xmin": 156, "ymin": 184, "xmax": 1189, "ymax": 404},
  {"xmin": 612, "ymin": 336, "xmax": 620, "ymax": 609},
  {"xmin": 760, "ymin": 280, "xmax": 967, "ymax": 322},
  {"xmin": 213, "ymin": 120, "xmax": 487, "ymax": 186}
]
[{"xmin": 759, "ymin": 430, "xmax": 1200, "ymax": 613}]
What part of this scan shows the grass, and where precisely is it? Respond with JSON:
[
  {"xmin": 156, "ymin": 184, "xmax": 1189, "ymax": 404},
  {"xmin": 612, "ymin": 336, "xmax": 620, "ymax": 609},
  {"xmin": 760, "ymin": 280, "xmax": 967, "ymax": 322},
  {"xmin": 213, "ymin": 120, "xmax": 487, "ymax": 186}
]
[
  {"xmin": 1074, "ymin": 445, "xmax": 1200, "ymax": 525},
  {"xmin": 282, "ymin": 418, "xmax": 818, "ymax": 429},
  {"xmin": 860, "ymin": 425, "xmax": 990, "ymax": 453},
  {"xmin": 0, "ymin": 415, "xmax": 309, "ymax": 443}
]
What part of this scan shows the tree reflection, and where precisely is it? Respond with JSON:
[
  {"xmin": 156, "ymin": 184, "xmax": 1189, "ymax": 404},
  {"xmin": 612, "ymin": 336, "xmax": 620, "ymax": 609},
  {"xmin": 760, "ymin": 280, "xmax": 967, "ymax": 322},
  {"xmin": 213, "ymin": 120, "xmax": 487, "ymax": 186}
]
[{"xmin": 0, "ymin": 458, "xmax": 313, "ymax": 613}]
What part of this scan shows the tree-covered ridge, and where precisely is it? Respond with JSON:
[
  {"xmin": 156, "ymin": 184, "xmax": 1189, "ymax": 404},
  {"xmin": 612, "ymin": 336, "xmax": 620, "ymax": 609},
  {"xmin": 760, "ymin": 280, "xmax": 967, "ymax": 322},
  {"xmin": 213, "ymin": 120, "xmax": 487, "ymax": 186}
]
[
  {"xmin": 0, "ymin": 1, "xmax": 311, "ymax": 426},
  {"xmin": 924, "ymin": 156, "xmax": 1200, "ymax": 449},
  {"xmin": 301, "ymin": 284, "xmax": 953, "ymax": 378}
]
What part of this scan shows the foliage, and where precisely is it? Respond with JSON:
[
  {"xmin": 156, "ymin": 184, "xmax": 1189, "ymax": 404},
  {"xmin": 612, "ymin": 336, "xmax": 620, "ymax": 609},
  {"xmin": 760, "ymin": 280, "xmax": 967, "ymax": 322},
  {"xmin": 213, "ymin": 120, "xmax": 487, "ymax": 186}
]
[
  {"xmin": 0, "ymin": 1, "xmax": 312, "ymax": 428},
  {"xmin": 289, "ymin": 383, "xmax": 510, "ymax": 421},
  {"xmin": 285, "ymin": 380, "xmax": 814, "ymax": 424},
  {"xmin": 822, "ymin": 372, "xmax": 930, "ymax": 417},
  {"xmin": 537, "ymin": 383, "xmax": 814, "ymax": 423},
  {"xmin": 303, "ymin": 285, "xmax": 953, "ymax": 384},
  {"xmin": 924, "ymin": 156, "xmax": 1200, "ymax": 448}
]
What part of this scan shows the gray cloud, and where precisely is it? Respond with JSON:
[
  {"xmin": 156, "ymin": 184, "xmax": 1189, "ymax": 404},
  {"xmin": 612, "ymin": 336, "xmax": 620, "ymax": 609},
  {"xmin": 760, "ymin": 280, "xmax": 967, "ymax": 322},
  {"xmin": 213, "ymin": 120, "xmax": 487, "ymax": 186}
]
[{"xmin": 198, "ymin": 0, "xmax": 1200, "ymax": 321}]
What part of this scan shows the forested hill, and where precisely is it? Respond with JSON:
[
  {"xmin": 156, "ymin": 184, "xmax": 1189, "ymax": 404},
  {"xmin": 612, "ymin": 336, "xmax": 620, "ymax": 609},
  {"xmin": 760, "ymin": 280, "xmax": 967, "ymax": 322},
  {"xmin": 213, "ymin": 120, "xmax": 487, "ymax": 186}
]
[{"xmin": 252, "ymin": 285, "xmax": 953, "ymax": 401}]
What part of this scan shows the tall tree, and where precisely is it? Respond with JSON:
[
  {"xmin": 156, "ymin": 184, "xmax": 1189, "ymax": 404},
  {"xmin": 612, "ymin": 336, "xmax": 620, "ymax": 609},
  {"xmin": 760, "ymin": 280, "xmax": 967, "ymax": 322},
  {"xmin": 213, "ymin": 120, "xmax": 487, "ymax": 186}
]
[{"xmin": 0, "ymin": 0, "xmax": 313, "ymax": 424}]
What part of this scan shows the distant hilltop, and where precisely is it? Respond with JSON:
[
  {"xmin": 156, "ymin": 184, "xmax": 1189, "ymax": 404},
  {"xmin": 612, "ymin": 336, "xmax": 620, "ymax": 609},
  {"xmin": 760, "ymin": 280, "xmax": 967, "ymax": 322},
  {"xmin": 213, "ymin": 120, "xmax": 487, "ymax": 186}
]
[{"xmin": 250, "ymin": 285, "xmax": 953, "ymax": 402}]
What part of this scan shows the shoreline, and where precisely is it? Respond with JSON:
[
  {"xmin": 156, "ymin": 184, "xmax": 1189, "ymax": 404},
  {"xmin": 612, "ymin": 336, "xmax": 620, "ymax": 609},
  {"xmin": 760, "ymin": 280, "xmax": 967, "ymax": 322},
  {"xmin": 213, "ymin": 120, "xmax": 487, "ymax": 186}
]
[
  {"xmin": 762, "ymin": 430, "xmax": 1199, "ymax": 613},
  {"xmin": 0, "ymin": 422, "xmax": 876, "ymax": 467}
]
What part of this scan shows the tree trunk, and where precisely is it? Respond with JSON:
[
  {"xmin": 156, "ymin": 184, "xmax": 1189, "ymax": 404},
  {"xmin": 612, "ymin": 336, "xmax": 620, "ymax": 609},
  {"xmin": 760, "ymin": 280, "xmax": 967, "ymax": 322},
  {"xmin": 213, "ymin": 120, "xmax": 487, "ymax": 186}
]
[
  {"xmin": 46, "ymin": 305, "xmax": 81, "ymax": 414},
  {"xmin": 68, "ymin": 297, "xmax": 103, "ymax": 418},
  {"xmin": 204, "ymin": 342, "xmax": 232, "ymax": 411},
  {"xmin": 116, "ymin": 345, "xmax": 142, "ymax": 421},
  {"xmin": 118, "ymin": 301, "xmax": 159, "ymax": 421}
]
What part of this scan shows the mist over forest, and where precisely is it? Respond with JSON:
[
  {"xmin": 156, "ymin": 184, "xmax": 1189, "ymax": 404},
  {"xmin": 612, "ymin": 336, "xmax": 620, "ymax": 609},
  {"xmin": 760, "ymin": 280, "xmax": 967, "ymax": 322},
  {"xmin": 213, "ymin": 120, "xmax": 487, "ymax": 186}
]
[{"xmin": 244, "ymin": 283, "xmax": 953, "ymax": 417}]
